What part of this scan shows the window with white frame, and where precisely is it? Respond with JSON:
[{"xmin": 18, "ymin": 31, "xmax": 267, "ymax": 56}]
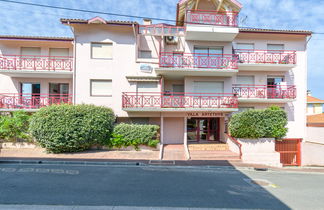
[
  {"xmin": 91, "ymin": 43, "xmax": 113, "ymax": 59},
  {"xmin": 49, "ymin": 48, "xmax": 69, "ymax": 57},
  {"xmin": 236, "ymin": 76, "xmax": 255, "ymax": 85},
  {"xmin": 136, "ymin": 82, "xmax": 158, "ymax": 92},
  {"xmin": 267, "ymin": 44, "xmax": 284, "ymax": 51},
  {"xmin": 138, "ymin": 50, "xmax": 152, "ymax": 59},
  {"xmin": 90, "ymin": 80, "xmax": 112, "ymax": 96},
  {"xmin": 21, "ymin": 47, "xmax": 41, "ymax": 56},
  {"xmin": 236, "ymin": 43, "xmax": 254, "ymax": 50}
]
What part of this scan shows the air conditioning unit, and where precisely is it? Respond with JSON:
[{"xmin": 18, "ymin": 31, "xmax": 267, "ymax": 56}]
[{"xmin": 165, "ymin": 36, "xmax": 179, "ymax": 45}]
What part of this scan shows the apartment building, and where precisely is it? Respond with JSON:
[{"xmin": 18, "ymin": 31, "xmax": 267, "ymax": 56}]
[{"xmin": 0, "ymin": 0, "xmax": 311, "ymax": 149}]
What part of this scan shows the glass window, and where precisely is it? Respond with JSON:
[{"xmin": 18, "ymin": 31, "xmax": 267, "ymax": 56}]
[
  {"xmin": 139, "ymin": 50, "xmax": 152, "ymax": 59},
  {"xmin": 194, "ymin": 46, "xmax": 223, "ymax": 55},
  {"xmin": 49, "ymin": 48, "xmax": 69, "ymax": 57},
  {"xmin": 90, "ymin": 80, "xmax": 112, "ymax": 96},
  {"xmin": 91, "ymin": 43, "xmax": 113, "ymax": 59},
  {"xmin": 193, "ymin": 81, "xmax": 224, "ymax": 94},
  {"xmin": 49, "ymin": 83, "xmax": 69, "ymax": 95}
]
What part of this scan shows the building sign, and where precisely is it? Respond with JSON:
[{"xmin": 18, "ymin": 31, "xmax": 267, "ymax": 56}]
[
  {"xmin": 186, "ymin": 112, "xmax": 225, "ymax": 117},
  {"xmin": 140, "ymin": 64, "xmax": 153, "ymax": 73}
]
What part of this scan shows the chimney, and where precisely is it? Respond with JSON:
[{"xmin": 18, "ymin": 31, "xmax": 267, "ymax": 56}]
[
  {"xmin": 143, "ymin": 18, "xmax": 152, "ymax": 25},
  {"xmin": 307, "ymin": 90, "xmax": 311, "ymax": 96}
]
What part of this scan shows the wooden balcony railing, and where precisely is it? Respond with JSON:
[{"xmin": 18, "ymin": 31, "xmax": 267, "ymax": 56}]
[
  {"xmin": 234, "ymin": 50, "xmax": 296, "ymax": 65},
  {"xmin": 122, "ymin": 92, "xmax": 238, "ymax": 109},
  {"xmin": 159, "ymin": 52, "xmax": 238, "ymax": 69},
  {"xmin": 0, "ymin": 55, "xmax": 73, "ymax": 71},
  {"xmin": 0, "ymin": 93, "xmax": 72, "ymax": 109},
  {"xmin": 232, "ymin": 85, "xmax": 296, "ymax": 99},
  {"xmin": 186, "ymin": 10, "xmax": 238, "ymax": 27}
]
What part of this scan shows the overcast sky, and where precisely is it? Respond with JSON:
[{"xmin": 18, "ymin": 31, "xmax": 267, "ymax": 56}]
[{"xmin": 0, "ymin": 0, "xmax": 323, "ymax": 98}]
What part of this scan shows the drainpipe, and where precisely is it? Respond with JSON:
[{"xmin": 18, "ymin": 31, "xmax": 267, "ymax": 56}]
[{"xmin": 68, "ymin": 23, "xmax": 77, "ymax": 105}]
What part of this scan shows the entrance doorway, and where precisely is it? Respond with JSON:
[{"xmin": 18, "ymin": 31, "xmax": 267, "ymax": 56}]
[{"xmin": 187, "ymin": 118, "xmax": 220, "ymax": 142}]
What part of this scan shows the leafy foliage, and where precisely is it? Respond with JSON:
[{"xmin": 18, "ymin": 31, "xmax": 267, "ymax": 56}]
[
  {"xmin": 29, "ymin": 104, "xmax": 115, "ymax": 153},
  {"xmin": 110, "ymin": 123, "xmax": 160, "ymax": 149},
  {"xmin": 229, "ymin": 106, "xmax": 288, "ymax": 139},
  {"xmin": 0, "ymin": 111, "xmax": 31, "ymax": 142}
]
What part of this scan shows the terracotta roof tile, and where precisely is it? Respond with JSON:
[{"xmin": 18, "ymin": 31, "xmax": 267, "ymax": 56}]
[
  {"xmin": 239, "ymin": 28, "xmax": 312, "ymax": 35},
  {"xmin": 61, "ymin": 18, "xmax": 138, "ymax": 25},
  {"xmin": 307, "ymin": 96, "xmax": 324, "ymax": 103},
  {"xmin": 307, "ymin": 113, "xmax": 324, "ymax": 124},
  {"xmin": 0, "ymin": 35, "xmax": 73, "ymax": 41}
]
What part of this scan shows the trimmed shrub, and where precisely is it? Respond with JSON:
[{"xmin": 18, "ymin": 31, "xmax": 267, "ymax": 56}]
[
  {"xmin": 229, "ymin": 106, "xmax": 288, "ymax": 139},
  {"xmin": 111, "ymin": 123, "xmax": 160, "ymax": 149},
  {"xmin": 29, "ymin": 104, "xmax": 115, "ymax": 153},
  {"xmin": 0, "ymin": 111, "xmax": 31, "ymax": 142}
]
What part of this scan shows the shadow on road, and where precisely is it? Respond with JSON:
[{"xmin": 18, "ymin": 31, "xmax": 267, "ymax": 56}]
[{"xmin": 0, "ymin": 159, "xmax": 290, "ymax": 209}]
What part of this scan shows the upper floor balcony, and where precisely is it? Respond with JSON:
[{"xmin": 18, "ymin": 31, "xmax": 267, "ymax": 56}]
[
  {"xmin": 138, "ymin": 24, "xmax": 186, "ymax": 37},
  {"xmin": 185, "ymin": 10, "xmax": 239, "ymax": 41},
  {"xmin": 0, "ymin": 93, "xmax": 72, "ymax": 111},
  {"xmin": 156, "ymin": 52, "xmax": 238, "ymax": 77},
  {"xmin": 232, "ymin": 84, "xmax": 296, "ymax": 103},
  {"xmin": 0, "ymin": 55, "xmax": 73, "ymax": 78},
  {"xmin": 122, "ymin": 92, "xmax": 238, "ymax": 112},
  {"xmin": 234, "ymin": 50, "xmax": 297, "ymax": 71}
]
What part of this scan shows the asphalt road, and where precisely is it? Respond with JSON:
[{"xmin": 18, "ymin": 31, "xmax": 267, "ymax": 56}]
[{"xmin": 0, "ymin": 163, "xmax": 324, "ymax": 209}]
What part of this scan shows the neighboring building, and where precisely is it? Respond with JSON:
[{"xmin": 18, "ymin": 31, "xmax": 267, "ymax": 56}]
[
  {"xmin": 307, "ymin": 92, "xmax": 324, "ymax": 115},
  {"xmin": 0, "ymin": 0, "xmax": 312, "ymax": 164}
]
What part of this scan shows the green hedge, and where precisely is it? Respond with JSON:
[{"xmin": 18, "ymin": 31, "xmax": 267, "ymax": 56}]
[
  {"xmin": 229, "ymin": 106, "xmax": 288, "ymax": 139},
  {"xmin": 29, "ymin": 104, "xmax": 115, "ymax": 153},
  {"xmin": 0, "ymin": 111, "xmax": 31, "ymax": 142},
  {"xmin": 111, "ymin": 123, "xmax": 160, "ymax": 149}
]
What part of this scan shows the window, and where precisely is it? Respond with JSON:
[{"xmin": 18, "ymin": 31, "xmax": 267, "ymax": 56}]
[
  {"xmin": 238, "ymin": 107, "xmax": 254, "ymax": 113},
  {"xmin": 139, "ymin": 50, "xmax": 152, "ymax": 59},
  {"xmin": 91, "ymin": 43, "xmax": 113, "ymax": 59},
  {"xmin": 193, "ymin": 81, "xmax": 224, "ymax": 94},
  {"xmin": 90, "ymin": 80, "xmax": 112, "ymax": 96},
  {"xmin": 137, "ymin": 82, "xmax": 158, "ymax": 92},
  {"xmin": 236, "ymin": 76, "xmax": 254, "ymax": 85},
  {"xmin": 236, "ymin": 43, "xmax": 254, "ymax": 50},
  {"xmin": 21, "ymin": 47, "xmax": 41, "ymax": 56},
  {"xmin": 130, "ymin": 117, "xmax": 149, "ymax": 124},
  {"xmin": 267, "ymin": 44, "xmax": 284, "ymax": 51},
  {"xmin": 49, "ymin": 83, "xmax": 69, "ymax": 95},
  {"xmin": 194, "ymin": 46, "xmax": 223, "ymax": 55},
  {"xmin": 49, "ymin": 48, "xmax": 69, "ymax": 57}
]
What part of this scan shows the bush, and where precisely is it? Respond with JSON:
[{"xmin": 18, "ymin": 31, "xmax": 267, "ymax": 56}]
[
  {"xmin": 111, "ymin": 123, "xmax": 159, "ymax": 149},
  {"xmin": 0, "ymin": 111, "xmax": 31, "ymax": 142},
  {"xmin": 29, "ymin": 104, "xmax": 115, "ymax": 153},
  {"xmin": 229, "ymin": 106, "xmax": 288, "ymax": 139}
]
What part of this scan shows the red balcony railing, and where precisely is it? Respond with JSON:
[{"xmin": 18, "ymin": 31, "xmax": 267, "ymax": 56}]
[
  {"xmin": 0, "ymin": 55, "xmax": 73, "ymax": 71},
  {"xmin": 122, "ymin": 92, "xmax": 238, "ymax": 109},
  {"xmin": 234, "ymin": 50, "xmax": 296, "ymax": 65},
  {"xmin": 0, "ymin": 93, "xmax": 72, "ymax": 109},
  {"xmin": 159, "ymin": 52, "xmax": 238, "ymax": 69},
  {"xmin": 139, "ymin": 25, "xmax": 185, "ymax": 36},
  {"xmin": 186, "ymin": 10, "xmax": 238, "ymax": 27},
  {"xmin": 232, "ymin": 85, "xmax": 296, "ymax": 99}
]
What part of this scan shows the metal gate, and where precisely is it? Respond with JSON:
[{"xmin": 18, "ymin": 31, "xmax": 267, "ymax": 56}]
[{"xmin": 275, "ymin": 138, "xmax": 302, "ymax": 166}]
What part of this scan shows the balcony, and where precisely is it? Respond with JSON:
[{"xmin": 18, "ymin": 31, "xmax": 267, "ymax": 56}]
[
  {"xmin": 0, "ymin": 55, "xmax": 73, "ymax": 78},
  {"xmin": 122, "ymin": 92, "xmax": 238, "ymax": 112},
  {"xmin": 156, "ymin": 52, "xmax": 238, "ymax": 78},
  {"xmin": 234, "ymin": 50, "xmax": 297, "ymax": 71},
  {"xmin": 232, "ymin": 85, "xmax": 296, "ymax": 103},
  {"xmin": 0, "ymin": 94, "xmax": 72, "ymax": 111},
  {"xmin": 139, "ymin": 24, "xmax": 185, "ymax": 36},
  {"xmin": 185, "ymin": 10, "xmax": 239, "ymax": 41}
]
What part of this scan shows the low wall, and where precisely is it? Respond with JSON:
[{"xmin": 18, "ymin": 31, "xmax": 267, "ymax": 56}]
[
  {"xmin": 237, "ymin": 138, "xmax": 282, "ymax": 167},
  {"xmin": 1, "ymin": 142, "xmax": 38, "ymax": 149},
  {"xmin": 306, "ymin": 127, "xmax": 324, "ymax": 144},
  {"xmin": 302, "ymin": 142, "xmax": 324, "ymax": 166}
]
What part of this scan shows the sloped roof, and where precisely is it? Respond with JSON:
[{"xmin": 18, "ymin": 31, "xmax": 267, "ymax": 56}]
[
  {"xmin": 307, "ymin": 113, "xmax": 324, "ymax": 125},
  {"xmin": 307, "ymin": 96, "xmax": 324, "ymax": 103},
  {"xmin": 61, "ymin": 17, "xmax": 138, "ymax": 25},
  {"xmin": 0, "ymin": 35, "xmax": 73, "ymax": 41},
  {"xmin": 240, "ymin": 28, "xmax": 312, "ymax": 35}
]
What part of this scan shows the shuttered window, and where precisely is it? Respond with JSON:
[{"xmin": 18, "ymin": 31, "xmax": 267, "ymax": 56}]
[
  {"xmin": 49, "ymin": 48, "xmax": 69, "ymax": 57},
  {"xmin": 137, "ymin": 82, "xmax": 158, "ymax": 92},
  {"xmin": 237, "ymin": 43, "xmax": 254, "ymax": 50},
  {"xmin": 21, "ymin": 47, "xmax": 41, "ymax": 56},
  {"xmin": 193, "ymin": 81, "xmax": 224, "ymax": 94},
  {"xmin": 236, "ymin": 76, "xmax": 254, "ymax": 85},
  {"xmin": 91, "ymin": 43, "xmax": 113, "ymax": 59},
  {"xmin": 90, "ymin": 80, "xmax": 112, "ymax": 96}
]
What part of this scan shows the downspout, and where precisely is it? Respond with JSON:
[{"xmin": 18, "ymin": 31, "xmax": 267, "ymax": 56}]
[{"xmin": 68, "ymin": 23, "xmax": 77, "ymax": 105}]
